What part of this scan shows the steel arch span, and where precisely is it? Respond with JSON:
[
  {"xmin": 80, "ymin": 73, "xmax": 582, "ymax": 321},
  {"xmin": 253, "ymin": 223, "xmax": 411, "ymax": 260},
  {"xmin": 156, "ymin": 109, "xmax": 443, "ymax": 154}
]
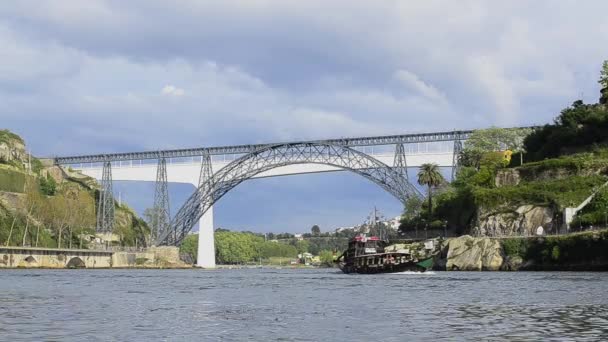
[{"xmin": 158, "ymin": 142, "xmax": 422, "ymax": 245}]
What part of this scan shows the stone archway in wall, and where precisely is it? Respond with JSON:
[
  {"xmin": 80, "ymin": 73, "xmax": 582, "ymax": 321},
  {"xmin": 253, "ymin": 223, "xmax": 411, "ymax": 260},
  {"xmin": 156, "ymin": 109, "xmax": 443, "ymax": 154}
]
[
  {"xmin": 158, "ymin": 142, "xmax": 422, "ymax": 245},
  {"xmin": 66, "ymin": 257, "xmax": 86, "ymax": 268},
  {"xmin": 23, "ymin": 256, "xmax": 38, "ymax": 267}
]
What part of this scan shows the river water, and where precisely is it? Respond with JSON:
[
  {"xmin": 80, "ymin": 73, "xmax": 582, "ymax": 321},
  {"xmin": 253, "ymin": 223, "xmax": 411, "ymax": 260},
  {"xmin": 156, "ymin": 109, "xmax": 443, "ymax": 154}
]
[{"xmin": 1, "ymin": 269, "xmax": 607, "ymax": 341}]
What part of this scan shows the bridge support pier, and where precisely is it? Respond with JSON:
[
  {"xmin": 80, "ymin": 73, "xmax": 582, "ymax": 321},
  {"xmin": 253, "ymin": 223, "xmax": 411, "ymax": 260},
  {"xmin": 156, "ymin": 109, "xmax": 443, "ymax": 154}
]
[
  {"xmin": 195, "ymin": 153, "xmax": 216, "ymax": 268},
  {"xmin": 196, "ymin": 206, "xmax": 216, "ymax": 268}
]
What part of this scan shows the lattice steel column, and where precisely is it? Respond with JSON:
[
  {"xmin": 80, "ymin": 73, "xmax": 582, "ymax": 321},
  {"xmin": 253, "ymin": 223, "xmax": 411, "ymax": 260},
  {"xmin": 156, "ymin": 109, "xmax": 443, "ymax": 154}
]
[
  {"xmin": 452, "ymin": 139, "xmax": 464, "ymax": 181},
  {"xmin": 198, "ymin": 152, "xmax": 213, "ymax": 189},
  {"xmin": 152, "ymin": 157, "xmax": 171, "ymax": 244},
  {"xmin": 96, "ymin": 161, "xmax": 115, "ymax": 233},
  {"xmin": 393, "ymin": 143, "xmax": 408, "ymax": 181}
]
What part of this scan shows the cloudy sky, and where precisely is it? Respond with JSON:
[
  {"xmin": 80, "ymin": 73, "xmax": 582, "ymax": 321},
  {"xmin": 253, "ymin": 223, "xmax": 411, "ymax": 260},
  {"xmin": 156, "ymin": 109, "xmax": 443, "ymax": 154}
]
[{"xmin": 1, "ymin": 1, "xmax": 607, "ymax": 233}]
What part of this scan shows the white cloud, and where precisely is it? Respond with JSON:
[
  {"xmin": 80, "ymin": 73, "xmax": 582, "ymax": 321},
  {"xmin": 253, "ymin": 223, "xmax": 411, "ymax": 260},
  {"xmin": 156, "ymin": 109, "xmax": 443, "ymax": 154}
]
[
  {"xmin": 1, "ymin": 1, "xmax": 608, "ymax": 154},
  {"xmin": 394, "ymin": 70, "xmax": 447, "ymax": 103},
  {"xmin": 161, "ymin": 85, "xmax": 185, "ymax": 97}
]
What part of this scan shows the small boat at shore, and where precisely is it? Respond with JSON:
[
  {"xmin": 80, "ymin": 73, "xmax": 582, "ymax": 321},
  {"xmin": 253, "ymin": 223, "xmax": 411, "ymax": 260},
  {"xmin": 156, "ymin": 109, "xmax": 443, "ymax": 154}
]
[{"xmin": 335, "ymin": 235, "xmax": 434, "ymax": 274}]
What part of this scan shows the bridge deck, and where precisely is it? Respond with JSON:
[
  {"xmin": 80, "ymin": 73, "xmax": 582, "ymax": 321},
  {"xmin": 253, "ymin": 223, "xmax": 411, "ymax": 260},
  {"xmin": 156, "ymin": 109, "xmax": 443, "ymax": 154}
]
[{"xmin": 54, "ymin": 129, "xmax": 474, "ymax": 164}]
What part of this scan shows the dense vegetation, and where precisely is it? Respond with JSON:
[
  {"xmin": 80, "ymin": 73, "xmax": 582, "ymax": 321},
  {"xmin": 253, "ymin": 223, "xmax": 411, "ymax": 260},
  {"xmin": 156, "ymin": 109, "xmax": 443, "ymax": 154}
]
[
  {"xmin": 0, "ymin": 129, "xmax": 24, "ymax": 146},
  {"xmin": 179, "ymin": 229, "xmax": 345, "ymax": 266},
  {"xmin": 525, "ymin": 101, "xmax": 608, "ymax": 161},
  {"xmin": 0, "ymin": 130, "xmax": 149, "ymax": 248},
  {"xmin": 215, "ymin": 230, "xmax": 300, "ymax": 264},
  {"xmin": 400, "ymin": 60, "xmax": 608, "ymax": 234},
  {"xmin": 502, "ymin": 230, "xmax": 608, "ymax": 270}
]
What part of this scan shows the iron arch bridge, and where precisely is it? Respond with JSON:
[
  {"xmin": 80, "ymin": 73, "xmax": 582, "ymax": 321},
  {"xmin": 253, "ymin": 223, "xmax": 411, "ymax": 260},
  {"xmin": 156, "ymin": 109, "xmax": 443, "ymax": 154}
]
[{"xmin": 158, "ymin": 142, "xmax": 422, "ymax": 245}]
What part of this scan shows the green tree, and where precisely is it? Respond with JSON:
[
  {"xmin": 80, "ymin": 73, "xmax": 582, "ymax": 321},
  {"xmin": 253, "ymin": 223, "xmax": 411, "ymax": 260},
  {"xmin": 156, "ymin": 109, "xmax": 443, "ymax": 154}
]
[
  {"xmin": 39, "ymin": 175, "xmax": 56, "ymax": 196},
  {"xmin": 461, "ymin": 127, "xmax": 533, "ymax": 168},
  {"xmin": 524, "ymin": 100, "xmax": 608, "ymax": 160},
  {"xmin": 311, "ymin": 225, "xmax": 321, "ymax": 236},
  {"xmin": 600, "ymin": 60, "xmax": 608, "ymax": 88},
  {"xmin": 318, "ymin": 250, "xmax": 334, "ymax": 267},
  {"xmin": 417, "ymin": 163, "xmax": 445, "ymax": 219},
  {"xmin": 295, "ymin": 239, "xmax": 310, "ymax": 254},
  {"xmin": 180, "ymin": 234, "xmax": 198, "ymax": 264},
  {"xmin": 600, "ymin": 60, "xmax": 608, "ymax": 105}
]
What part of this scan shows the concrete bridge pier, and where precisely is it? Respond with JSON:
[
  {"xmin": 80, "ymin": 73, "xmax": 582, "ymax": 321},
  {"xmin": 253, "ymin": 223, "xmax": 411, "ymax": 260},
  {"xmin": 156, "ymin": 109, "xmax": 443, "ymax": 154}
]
[{"xmin": 197, "ymin": 206, "xmax": 216, "ymax": 268}]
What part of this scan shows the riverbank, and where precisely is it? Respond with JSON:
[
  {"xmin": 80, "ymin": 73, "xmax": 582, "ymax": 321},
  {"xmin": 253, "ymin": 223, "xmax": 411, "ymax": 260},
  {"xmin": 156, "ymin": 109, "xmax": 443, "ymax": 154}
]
[
  {"xmin": 0, "ymin": 245, "xmax": 189, "ymax": 269},
  {"xmin": 436, "ymin": 229, "xmax": 608, "ymax": 271}
]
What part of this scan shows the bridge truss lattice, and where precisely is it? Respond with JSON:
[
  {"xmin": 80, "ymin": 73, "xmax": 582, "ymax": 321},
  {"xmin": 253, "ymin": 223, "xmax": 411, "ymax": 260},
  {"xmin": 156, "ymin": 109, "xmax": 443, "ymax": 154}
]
[
  {"xmin": 156, "ymin": 142, "xmax": 422, "ymax": 245},
  {"xmin": 152, "ymin": 156, "xmax": 172, "ymax": 244},
  {"xmin": 96, "ymin": 161, "xmax": 115, "ymax": 233}
]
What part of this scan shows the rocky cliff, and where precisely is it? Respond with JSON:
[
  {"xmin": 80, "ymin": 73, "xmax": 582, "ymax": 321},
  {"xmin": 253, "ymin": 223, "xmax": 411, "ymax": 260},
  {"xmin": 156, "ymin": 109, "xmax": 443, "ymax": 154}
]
[
  {"xmin": 469, "ymin": 152, "xmax": 608, "ymax": 237},
  {"xmin": 0, "ymin": 130, "xmax": 27, "ymax": 165},
  {"xmin": 473, "ymin": 205, "xmax": 555, "ymax": 237},
  {"xmin": 439, "ymin": 232, "xmax": 608, "ymax": 271},
  {"xmin": 444, "ymin": 235, "xmax": 503, "ymax": 271}
]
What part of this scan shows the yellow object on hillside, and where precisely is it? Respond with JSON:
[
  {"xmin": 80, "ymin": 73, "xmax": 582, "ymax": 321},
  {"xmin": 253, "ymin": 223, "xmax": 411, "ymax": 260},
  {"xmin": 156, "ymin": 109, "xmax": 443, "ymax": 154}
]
[{"xmin": 503, "ymin": 150, "xmax": 513, "ymax": 165}]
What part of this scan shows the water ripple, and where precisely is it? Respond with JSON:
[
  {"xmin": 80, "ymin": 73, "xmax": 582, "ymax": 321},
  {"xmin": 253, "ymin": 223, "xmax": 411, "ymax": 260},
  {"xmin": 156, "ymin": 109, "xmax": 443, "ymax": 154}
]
[{"xmin": 0, "ymin": 269, "xmax": 607, "ymax": 341}]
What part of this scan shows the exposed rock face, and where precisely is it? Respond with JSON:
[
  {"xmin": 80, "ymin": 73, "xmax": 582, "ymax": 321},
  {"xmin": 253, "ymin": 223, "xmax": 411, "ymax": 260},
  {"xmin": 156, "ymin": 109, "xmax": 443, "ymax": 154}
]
[
  {"xmin": 446, "ymin": 235, "xmax": 503, "ymax": 271},
  {"xmin": 43, "ymin": 166, "xmax": 66, "ymax": 184},
  {"xmin": 473, "ymin": 205, "xmax": 554, "ymax": 237},
  {"xmin": 495, "ymin": 169, "xmax": 520, "ymax": 187},
  {"xmin": 0, "ymin": 141, "xmax": 26, "ymax": 164},
  {"xmin": 0, "ymin": 131, "xmax": 27, "ymax": 164}
]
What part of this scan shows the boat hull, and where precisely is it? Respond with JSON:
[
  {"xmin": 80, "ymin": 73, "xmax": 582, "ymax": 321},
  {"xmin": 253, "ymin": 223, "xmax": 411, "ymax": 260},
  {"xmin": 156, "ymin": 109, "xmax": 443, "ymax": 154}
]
[{"xmin": 338, "ymin": 257, "xmax": 433, "ymax": 274}]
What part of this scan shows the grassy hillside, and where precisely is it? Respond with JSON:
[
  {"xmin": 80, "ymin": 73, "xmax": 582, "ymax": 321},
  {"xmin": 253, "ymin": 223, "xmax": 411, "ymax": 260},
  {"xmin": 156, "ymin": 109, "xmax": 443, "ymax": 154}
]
[
  {"xmin": 475, "ymin": 153, "xmax": 608, "ymax": 210},
  {"xmin": 0, "ymin": 165, "xmax": 35, "ymax": 193},
  {"xmin": 0, "ymin": 129, "xmax": 150, "ymax": 249},
  {"xmin": 0, "ymin": 129, "xmax": 24, "ymax": 145}
]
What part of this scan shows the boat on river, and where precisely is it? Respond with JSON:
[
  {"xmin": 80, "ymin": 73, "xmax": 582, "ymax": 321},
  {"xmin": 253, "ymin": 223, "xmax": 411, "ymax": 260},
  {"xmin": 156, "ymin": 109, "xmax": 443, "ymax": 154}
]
[{"xmin": 335, "ymin": 235, "xmax": 434, "ymax": 274}]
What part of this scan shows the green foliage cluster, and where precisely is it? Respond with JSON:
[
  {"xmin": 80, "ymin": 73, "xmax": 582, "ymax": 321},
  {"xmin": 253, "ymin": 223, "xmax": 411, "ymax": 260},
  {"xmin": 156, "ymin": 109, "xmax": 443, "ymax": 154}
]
[
  {"xmin": 571, "ymin": 187, "xmax": 608, "ymax": 227},
  {"xmin": 403, "ymin": 147, "xmax": 608, "ymax": 233},
  {"xmin": 600, "ymin": 60, "xmax": 608, "ymax": 88},
  {"xmin": 502, "ymin": 238, "xmax": 529, "ymax": 257},
  {"xmin": 524, "ymin": 100, "xmax": 608, "ymax": 161},
  {"xmin": 472, "ymin": 175, "xmax": 607, "ymax": 209},
  {"xmin": 179, "ymin": 234, "xmax": 199, "ymax": 263},
  {"xmin": 305, "ymin": 236, "xmax": 349, "ymax": 255},
  {"xmin": 114, "ymin": 213, "xmax": 149, "ymax": 247},
  {"xmin": 0, "ymin": 203, "xmax": 57, "ymax": 248},
  {"xmin": 214, "ymin": 230, "xmax": 298, "ymax": 264},
  {"xmin": 466, "ymin": 127, "xmax": 532, "ymax": 153},
  {"xmin": 432, "ymin": 186, "xmax": 476, "ymax": 234},
  {"xmin": 0, "ymin": 129, "xmax": 24, "ymax": 145},
  {"xmin": 460, "ymin": 127, "xmax": 532, "ymax": 169},
  {"xmin": 502, "ymin": 230, "xmax": 608, "ymax": 267},
  {"xmin": 38, "ymin": 175, "xmax": 57, "ymax": 196},
  {"xmin": 517, "ymin": 149, "xmax": 608, "ymax": 180},
  {"xmin": 31, "ymin": 158, "xmax": 44, "ymax": 175},
  {"xmin": 599, "ymin": 60, "xmax": 608, "ymax": 105},
  {"xmin": 318, "ymin": 250, "xmax": 335, "ymax": 267},
  {"xmin": 416, "ymin": 163, "xmax": 445, "ymax": 221}
]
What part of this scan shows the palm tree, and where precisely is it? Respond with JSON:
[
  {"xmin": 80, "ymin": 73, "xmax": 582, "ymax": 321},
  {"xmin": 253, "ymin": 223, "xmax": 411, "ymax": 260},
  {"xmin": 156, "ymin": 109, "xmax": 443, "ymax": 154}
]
[{"xmin": 417, "ymin": 163, "xmax": 445, "ymax": 219}]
